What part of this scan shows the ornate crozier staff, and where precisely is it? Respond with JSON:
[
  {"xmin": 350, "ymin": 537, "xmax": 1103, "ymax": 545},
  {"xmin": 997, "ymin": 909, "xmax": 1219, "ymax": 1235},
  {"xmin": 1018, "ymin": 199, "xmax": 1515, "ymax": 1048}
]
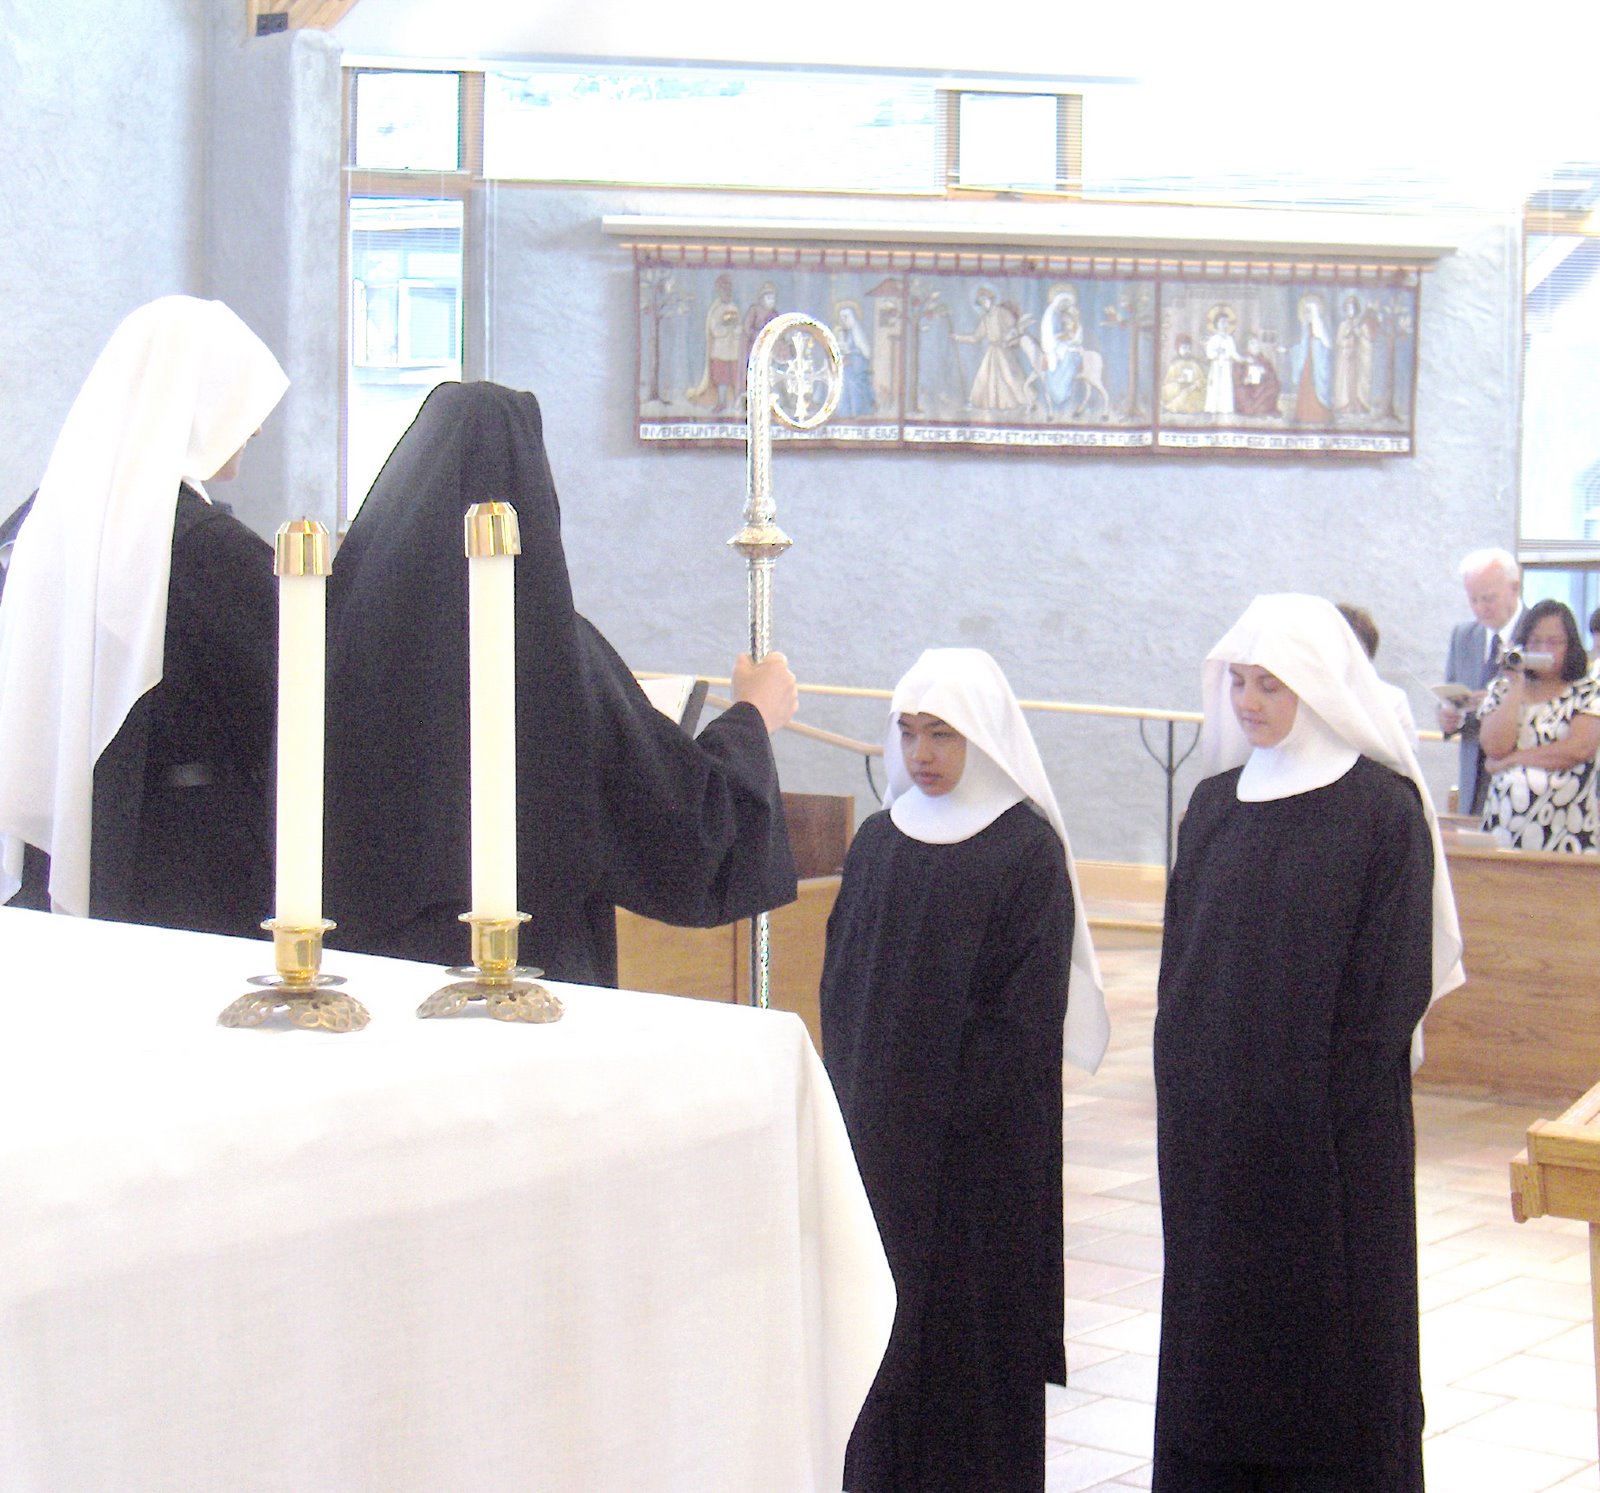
[{"xmin": 728, "ymin": 311, "xmax": 843, "ymax": 1009}]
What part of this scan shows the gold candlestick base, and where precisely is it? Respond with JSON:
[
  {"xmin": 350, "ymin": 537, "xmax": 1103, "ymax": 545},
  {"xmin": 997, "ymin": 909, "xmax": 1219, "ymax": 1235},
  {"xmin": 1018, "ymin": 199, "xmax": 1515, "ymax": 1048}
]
[
  {"xmin": 419, "ymin": 912, "xmax": 564, "ymax": 1023},
  {"xmin": 219, "ymin": 920, "xmax": 370, "ymax": 1032}
]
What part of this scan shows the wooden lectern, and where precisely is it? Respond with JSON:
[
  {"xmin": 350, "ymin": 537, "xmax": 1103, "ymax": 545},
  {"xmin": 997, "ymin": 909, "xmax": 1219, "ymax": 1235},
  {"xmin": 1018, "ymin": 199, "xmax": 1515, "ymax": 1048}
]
[
  {"xmin": 615, "ymin": 792, "xmax": 853, "ymax": 1052},
  {"xmin": 1510, "ymin": 1079, "xmax": 1600, "ymax": 1461}
]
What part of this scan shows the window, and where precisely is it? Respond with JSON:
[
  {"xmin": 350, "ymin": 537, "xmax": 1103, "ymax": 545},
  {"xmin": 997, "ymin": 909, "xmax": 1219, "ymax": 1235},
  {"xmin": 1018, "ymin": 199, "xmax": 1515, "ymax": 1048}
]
[
  {"xmin": 482, "ymin": 68, "xmax": 939, "ymax": 193},
  {"xmin": 1519, "ymin": 166, "xmax": 1600, "ymax": 627},
  {"xmin": 352, "ymin": 70, "xmax": 462, "ymax": 172},
  {"xmin": 952, "ymin": 92, "xmax": 1066, "ymax": 192},
  {"xmin": 346, "ymin": 197, "xmax": 464, "ymax": 517}
]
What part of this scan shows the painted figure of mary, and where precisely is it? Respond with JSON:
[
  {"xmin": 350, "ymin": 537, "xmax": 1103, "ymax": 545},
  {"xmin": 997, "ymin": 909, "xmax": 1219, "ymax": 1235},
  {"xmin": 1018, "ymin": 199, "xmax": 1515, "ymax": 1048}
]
[
  {"xmin": 1040, "ymin": 286, "xmax": 1083, "ymax": 414},
  {"xmin": 1288, "ymin": 293, "xmax": 1333, "ymax": 424},
  {"xmin": 835, "ymin": 301, "xmax": 876, "ymax": 418}
]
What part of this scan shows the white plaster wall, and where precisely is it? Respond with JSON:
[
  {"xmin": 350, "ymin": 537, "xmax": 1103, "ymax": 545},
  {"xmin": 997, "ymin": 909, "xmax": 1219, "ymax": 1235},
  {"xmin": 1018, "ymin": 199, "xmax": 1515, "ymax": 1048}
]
[
  {"xmin": 203, "ymin": 19, "xmax": 344, "ymax": 539},
  {"xmin": 0, "ymin": 0, "xmax": 206, "ymax": 509},
  {"xmin": 0, "ymin": 2, "xmax": 342, "ymax": 542},
  {"xmin": 479, "ymin": 187, "xmax": 1520, "ymax": 863}
]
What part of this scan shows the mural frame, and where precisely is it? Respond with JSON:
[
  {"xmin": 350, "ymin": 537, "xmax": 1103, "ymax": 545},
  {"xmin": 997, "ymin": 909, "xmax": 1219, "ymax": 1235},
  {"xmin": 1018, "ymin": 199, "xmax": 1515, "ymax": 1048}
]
[{"xmin": 630, "ymin": 241, "xmax": 1421, "ymax": 456}]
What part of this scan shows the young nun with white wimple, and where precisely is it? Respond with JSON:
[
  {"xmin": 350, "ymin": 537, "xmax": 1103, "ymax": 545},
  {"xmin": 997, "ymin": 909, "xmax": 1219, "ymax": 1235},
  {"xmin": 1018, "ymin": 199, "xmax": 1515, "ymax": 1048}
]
[
  {"xmin": 820, "ymin": 647, "xmax": 1109, "ymax": 1493},
  {"xmin": 1152, "ymin": 593, "xmax": 1464, "ymax": 1493}
]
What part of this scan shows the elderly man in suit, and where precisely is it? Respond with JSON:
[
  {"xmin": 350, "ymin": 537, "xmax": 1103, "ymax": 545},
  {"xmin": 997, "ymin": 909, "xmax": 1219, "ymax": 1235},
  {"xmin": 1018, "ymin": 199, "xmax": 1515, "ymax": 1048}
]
[{"xmin": 1440, "ymin": 547, "xmax": 1524, "ymax": 815}]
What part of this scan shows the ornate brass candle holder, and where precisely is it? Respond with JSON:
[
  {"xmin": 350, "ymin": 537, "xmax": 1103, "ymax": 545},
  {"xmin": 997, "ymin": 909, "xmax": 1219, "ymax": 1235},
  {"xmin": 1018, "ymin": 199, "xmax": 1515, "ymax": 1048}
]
[
  {"xmin": 418, "ymin": 912, "xmax": 564, "ymax": 1022},
  {"xmin": 219, "ymin": 920, "xmax": 369, "ymax": 1032}
]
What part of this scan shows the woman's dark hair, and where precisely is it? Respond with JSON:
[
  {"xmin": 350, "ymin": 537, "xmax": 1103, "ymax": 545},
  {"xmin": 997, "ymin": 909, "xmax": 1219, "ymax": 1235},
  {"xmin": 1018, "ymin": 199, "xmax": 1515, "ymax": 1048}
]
[
  {"xmin": 1513, "ymin": 599, "xmax": 1588, "ymax": 682},
  {"xmin": 1335, "ymin": 602, "xmax": 1380, "ymax": 660}
]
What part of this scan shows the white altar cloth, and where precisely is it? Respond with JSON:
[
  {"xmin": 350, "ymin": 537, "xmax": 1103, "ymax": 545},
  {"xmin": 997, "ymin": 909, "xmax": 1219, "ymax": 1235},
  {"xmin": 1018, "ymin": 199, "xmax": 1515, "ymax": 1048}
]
[{"xmin": 0, "ymin": 907, "xmax": 893, "ymax": 1492}]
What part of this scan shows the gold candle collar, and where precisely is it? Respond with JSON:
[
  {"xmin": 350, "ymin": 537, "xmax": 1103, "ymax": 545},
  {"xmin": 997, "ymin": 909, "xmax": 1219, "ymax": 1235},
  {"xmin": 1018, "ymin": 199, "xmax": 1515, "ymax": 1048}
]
[
  {"xmin": 274, "ymin": 518, "xmax": 331, "ymax": 578},
  {"xmin": 418, "ymin": 912, "xmax": 564, "ymax": 1023},
  {"xmin": 464, "ymin": 502, "xmax": 522, "ymax": 560},
  {"xmin": 218, "ymin": 919, "xmax": 370, "ymax": 1033}
]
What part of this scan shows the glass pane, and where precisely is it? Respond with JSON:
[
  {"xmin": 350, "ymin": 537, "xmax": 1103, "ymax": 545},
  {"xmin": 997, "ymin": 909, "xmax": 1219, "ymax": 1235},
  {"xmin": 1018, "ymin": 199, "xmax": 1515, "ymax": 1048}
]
[
  {"xmin": 1522, "ymin": 233, "xmax": 1600, "ymax": 542},
  {"xmin": 1521, "ymin": 568, "xmax": 1600, "ymax": 649},
  {"xmin": 483, "ymin": 69, "xmax": 937, "ymax": 192},
  {"xmin": 957, "ymin": 93, "xmax": 1057, "ymax": 191},
  {"xmin": 347, "ymin": 197, "xmax": 464, "ymax": 519},
  {"xmin": 354, "ymin": 71, "xmax": 460, "ymax": 172},
  {"xmin": 401, "ymin": 285, "xmax": 459, "ymax": 363}
]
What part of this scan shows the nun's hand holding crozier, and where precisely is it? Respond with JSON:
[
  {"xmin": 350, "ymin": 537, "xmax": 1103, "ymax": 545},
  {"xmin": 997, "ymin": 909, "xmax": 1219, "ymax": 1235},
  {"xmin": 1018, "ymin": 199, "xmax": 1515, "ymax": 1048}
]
[{"xmin": 733, "ymin": 651, "xmax": 798, "ymax": 734}]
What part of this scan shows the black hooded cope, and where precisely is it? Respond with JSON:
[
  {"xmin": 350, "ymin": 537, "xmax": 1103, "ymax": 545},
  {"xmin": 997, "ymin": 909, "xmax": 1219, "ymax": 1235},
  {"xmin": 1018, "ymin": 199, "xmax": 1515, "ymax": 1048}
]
[{"xmin": 323, "ymin": 381, "xmax": 796, "ymax": 984}]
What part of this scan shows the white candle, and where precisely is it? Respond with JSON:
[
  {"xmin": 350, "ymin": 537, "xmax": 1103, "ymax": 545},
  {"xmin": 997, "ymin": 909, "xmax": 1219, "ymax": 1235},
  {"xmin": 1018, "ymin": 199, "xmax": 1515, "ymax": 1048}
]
[
  {"xmin": 273, "ymin": 519, "xmax": 330, "ymax": 928},
  {"xmin": 466, "ymin": 504, "xmax": 520, "ymax": 920}
]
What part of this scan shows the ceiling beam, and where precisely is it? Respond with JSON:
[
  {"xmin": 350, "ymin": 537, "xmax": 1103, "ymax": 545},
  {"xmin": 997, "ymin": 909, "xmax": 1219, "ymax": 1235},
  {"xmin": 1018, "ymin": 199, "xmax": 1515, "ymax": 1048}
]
[{"xmin": 248, "ymin": 0, "xmax": 363, "ymax": 37}]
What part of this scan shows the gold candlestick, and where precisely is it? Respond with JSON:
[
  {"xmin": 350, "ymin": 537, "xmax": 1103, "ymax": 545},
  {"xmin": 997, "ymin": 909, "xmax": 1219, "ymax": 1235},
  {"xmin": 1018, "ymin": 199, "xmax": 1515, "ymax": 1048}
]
[
  {"xmin": 219, "ymin": 920, "xmax": 369, "ymax": 1031},
  {"xmin": 418, "ymin": 912, "xmax": 564, "ymax": 1022}
]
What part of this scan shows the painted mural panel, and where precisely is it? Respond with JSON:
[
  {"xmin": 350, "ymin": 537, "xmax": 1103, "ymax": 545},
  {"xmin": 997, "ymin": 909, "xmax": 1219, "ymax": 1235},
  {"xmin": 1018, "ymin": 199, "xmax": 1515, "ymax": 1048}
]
[
  {"xmin": 1155, "ymin": 279, "xmax": 1416, "ymax": 453},
  {"xmin": 632, "ymin": 244, "xmax": 1418, "ymax": 455}
]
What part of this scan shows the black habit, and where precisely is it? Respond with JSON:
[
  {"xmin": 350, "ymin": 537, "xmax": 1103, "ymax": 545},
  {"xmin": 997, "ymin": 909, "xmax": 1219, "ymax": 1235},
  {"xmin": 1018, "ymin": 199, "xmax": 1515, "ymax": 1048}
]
[
  {"xmin": 1152, "ymin": 756, "xmax": 1434, "ymax": 1491},
  {"xmin": 820, "ymin": 802, "xmax": 1070, "ymax": 1493},
  {"xmin": 10, "ymin": 488, "xmax": 275, "ymax": 935},
  {"xmin": 323, "ymin": 380, "xmax": 796, "ymax": 983}
]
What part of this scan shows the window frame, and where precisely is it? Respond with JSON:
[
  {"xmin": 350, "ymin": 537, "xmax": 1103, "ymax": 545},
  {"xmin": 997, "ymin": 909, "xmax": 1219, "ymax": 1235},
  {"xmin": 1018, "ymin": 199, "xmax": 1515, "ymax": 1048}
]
[{"xmin": 1517, "ymin": 187, "xmax": 1600, "ymax": 615}]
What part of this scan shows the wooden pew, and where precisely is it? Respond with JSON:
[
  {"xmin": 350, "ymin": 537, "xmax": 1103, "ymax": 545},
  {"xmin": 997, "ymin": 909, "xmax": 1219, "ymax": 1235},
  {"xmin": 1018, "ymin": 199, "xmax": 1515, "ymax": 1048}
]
[{"xmin": 1415, "ymin": 840, "xmax": 1600, "ymax": 1107}]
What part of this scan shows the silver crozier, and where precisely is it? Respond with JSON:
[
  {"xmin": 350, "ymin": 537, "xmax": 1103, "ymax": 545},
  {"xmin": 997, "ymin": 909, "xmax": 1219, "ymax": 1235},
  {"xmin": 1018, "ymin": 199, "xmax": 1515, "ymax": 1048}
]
[{"xmin": 728, "ymin": 312, "xmax": 843, "ymax": 1008}]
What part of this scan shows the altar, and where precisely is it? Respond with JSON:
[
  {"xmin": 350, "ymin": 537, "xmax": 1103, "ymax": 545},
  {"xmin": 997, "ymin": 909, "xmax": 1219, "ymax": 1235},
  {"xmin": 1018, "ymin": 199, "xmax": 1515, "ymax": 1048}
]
[{"xmin": 0, "ymin": 907, "xmax": 893, "ymax": 1492}]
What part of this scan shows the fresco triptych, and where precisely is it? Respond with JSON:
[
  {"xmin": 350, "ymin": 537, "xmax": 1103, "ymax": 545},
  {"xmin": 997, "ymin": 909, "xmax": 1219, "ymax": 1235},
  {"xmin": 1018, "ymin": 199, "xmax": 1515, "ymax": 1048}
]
[{"xmin": 633, "ymin": 246, "xmax": 1419, "ymax": 455}]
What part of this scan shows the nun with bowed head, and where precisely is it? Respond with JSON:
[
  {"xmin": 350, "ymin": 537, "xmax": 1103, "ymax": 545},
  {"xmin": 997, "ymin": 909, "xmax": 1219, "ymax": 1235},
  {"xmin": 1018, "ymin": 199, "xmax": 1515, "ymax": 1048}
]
[
  {"xmin": 1153, "ymin": 594, "xmax": 1464, "ymax": 1493},
  {"xmin": 322, "ymin": 379, "xmax": 798, "ymax": 983},
  {"xmin": 820, "ymin": 647, "xmax": 1109, "ymax": 1493},
  {"xmin": 0, "ymin": 296, "xmax": 287, "ymax": 935}
]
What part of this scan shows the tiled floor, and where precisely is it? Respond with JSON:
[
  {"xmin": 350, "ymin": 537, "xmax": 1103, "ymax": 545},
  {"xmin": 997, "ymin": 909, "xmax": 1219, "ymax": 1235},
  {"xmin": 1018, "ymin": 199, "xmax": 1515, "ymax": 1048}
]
[{"xmin": 1050, "ymin": 932, "xmax": 1600, "ymax": 1492}]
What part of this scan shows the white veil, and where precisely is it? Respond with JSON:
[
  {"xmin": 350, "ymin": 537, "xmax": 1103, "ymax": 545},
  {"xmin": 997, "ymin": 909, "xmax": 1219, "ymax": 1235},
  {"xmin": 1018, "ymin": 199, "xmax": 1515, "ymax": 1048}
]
[
  {"xmin": 0, "ymin": 296, "xmax": 287, "ymax": 914},
  {"xmin": 1199, "ymin": 595, "xmax": 1466, "ymax": 1060},
  {"xmin": 883, "ymin": 648, "xmax": 1111, "ymax": 1073}
]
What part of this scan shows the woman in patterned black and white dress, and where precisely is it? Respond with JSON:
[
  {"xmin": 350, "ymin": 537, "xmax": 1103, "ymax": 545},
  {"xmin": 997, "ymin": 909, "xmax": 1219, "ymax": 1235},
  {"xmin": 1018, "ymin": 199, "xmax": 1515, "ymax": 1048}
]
[{"xmin": 1478, "ymin": 599, "xmax": 1600, "ymax": 854}]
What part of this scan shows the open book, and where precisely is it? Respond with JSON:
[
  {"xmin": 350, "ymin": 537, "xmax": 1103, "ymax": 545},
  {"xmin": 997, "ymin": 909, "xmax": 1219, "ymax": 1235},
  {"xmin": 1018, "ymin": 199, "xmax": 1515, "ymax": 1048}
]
[{"xmin": 635, "ymin": 674, "xmax": 709, "ymax": 734}]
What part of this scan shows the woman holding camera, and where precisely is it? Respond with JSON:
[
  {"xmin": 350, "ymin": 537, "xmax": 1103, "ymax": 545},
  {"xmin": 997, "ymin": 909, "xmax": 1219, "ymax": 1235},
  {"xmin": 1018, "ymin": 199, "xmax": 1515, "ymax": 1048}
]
[{"xmin": 1477, "ymin": 599, "xmax": 1600, "ymax": 853}]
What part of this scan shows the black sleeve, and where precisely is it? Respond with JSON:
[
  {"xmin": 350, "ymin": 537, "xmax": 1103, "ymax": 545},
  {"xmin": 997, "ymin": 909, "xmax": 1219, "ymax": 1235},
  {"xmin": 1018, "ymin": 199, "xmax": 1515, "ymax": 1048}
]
[
  {"xmin": 163, "ymin": 503, "xmax": 276, "ymax": 769},
  {"xmin": 1339, "ymin": 771, "xmax": 1437, "ymax": 1057},
  {"xmin": 580, "ymin": 622, "xmax": 798, "ymax": 926},
  {"xmin": 949, "ymin": 823, "xmax": 1071, "ymax": 1156}
]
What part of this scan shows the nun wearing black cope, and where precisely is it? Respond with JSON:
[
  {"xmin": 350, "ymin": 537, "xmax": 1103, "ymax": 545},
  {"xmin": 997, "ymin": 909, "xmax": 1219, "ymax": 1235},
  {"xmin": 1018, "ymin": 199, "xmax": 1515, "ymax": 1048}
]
[
  {"xmin": 819, "ymin": 648, "xmax": 1110, "ymax": 1493},
  {"xmin": 0, "ymin": 296, "xmax": 287, "ymax": 934},
  {"xmin": 1153, "ymin": 594, "xmax": 1465, "ymax": 1492},
  {"xmin": 323, "ymin": 380, "xmax": 798, "ymax": 983}
]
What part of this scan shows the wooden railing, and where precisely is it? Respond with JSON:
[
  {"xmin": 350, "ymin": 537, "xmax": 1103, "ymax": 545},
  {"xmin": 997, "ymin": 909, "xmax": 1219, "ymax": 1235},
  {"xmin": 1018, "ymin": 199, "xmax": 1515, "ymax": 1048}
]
[
  {"xmin": 679, "ymin": 674, "xmax": 1209, "ymax": 870},
  {"xmin": 661, "ymin": 671, "xmax": 1452, "ymax": 870}
]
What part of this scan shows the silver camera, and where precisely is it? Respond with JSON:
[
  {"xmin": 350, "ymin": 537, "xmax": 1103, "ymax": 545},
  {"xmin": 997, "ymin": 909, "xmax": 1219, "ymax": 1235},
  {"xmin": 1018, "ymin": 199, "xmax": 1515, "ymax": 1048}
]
[{"xmin": 1503, "ymin": 647, "xmax": 1555, "ymax": 671}]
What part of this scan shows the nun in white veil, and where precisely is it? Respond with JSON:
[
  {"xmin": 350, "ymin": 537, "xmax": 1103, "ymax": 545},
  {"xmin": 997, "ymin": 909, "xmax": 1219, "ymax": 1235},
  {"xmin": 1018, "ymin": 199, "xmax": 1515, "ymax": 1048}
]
[
  {"xmin": 1152, "ymin": 594, "xmax": 1462, "ymax": 1493},
  {"xmin": 819, "ymin": 646, "xmax": 1108, "ymax": 1493},
  {"xmin": 0, "ymin": 296, "xmax": 287, "ymax": 934}
]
